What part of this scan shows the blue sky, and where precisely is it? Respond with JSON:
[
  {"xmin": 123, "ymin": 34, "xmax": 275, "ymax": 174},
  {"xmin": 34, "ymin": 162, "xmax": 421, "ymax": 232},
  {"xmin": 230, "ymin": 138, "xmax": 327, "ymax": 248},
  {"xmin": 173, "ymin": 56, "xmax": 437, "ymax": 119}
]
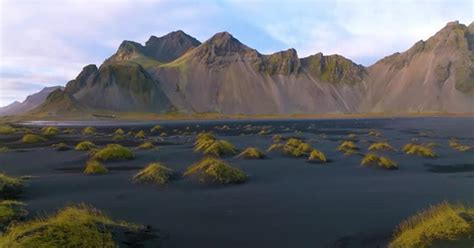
[{"xmin": 0, "ymin": 0, "xmax": 472, "ymax": 107}]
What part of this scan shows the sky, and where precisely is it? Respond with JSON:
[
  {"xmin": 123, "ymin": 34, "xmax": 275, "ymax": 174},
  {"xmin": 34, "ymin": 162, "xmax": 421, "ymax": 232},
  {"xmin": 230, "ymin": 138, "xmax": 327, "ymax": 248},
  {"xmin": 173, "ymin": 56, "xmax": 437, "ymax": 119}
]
[{"xmin": 0, "ymin": 0, "xmax": 472, "ymax": 107}]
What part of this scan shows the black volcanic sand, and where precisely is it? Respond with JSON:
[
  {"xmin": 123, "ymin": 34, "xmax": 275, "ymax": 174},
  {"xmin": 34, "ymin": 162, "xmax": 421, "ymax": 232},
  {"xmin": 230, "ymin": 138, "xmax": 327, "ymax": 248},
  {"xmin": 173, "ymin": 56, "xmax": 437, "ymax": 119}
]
[{"xmin": 1, "ymin": 117, "xmax": 473, "ymax": 247}]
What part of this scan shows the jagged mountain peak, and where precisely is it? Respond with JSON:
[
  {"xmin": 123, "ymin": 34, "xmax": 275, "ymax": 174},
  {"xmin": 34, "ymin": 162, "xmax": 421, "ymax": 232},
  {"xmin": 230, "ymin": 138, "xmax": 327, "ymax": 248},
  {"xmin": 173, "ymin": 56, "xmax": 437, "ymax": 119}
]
[{"xmin": 145, "ymin": 30, "xmax": 201, "ymax": 63}]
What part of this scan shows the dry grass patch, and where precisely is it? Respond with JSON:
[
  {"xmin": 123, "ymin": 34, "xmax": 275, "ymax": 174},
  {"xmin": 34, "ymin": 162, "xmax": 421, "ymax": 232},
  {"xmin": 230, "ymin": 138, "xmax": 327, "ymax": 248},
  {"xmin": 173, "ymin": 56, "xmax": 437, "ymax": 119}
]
[
  {"xmin": 0, "ymin": 124, "xmax": 16, "ymax": 134},
  {"xmin": 51, "ymin": 143, "xmax": 69, "ymax": 151},
  {"xmin": 75, "ymin": 141, "xmax": 97, "ymax": 151},
  {"xmin": 21, "ymin": 134, "xmax": 46, "ymax": 144},
  {"xmin": 0, "ymin": 200, "xmax": 28, "ymax": 232},
  {"xmin": 91, "ymin": 144, "xmax": 134, "ymax": 161},
  {"xmin": 193, "ymin": 132, "xmax": 237, "ymax": 156},
  {"xmin": 0, "ymin": 204, "xmax": 144, "ymax": 247},
  {"xmin": 403, "ymin": 143, "xmax": 437, "ymax": 157},
  {"xmin": 235, "ymin": 147, "xmax": 265, "ymax": 159},
  {"xmin": 308, "ymin": 149, "xmax": 327, "ymax": 163},
  {"xmin": 134, "ymin": 130, "xmax": 145, "ymax": 139},
  {"xmin": 41, "ymin": 126, "xmax": 59, "ymax": 136},
  {"xmin": 184, "ymin": 157, "xmax": 247, "ymax": 184},
  {"xmin": 449, "ymin": 139, "xmax": 471, "ymax": 152},
  {"xmin": 150, "ymin": 125, "xmax": 163, "ymax": 133},
  {"xmin": 113, "ymin": 128, "xmax": 125, "ymax": 135},
  {"xmin": 81, "ymin": 126, "xmax": 96, "ymax": 135},
  {"xmin": 337, "ymin": 140, "xmax": 359, "ymax": 155},
  {"xmin": 368, "ymin": 142, "xmax": 395, "ymax": 151},
  {"xmin": 83, "ymin": 160, "xmax": 108, "ymax": 175},
  {"xmin": 137, "ymin": 142, "xmax": 155, "ymax": 150},
  {"xmin": 0, "ymin": 173, "xmax": 23, "ymax": 199},
  {"xmin": 361, "ymin": 153, "xmax": 398, "ymax": 170},
  {"xmin": 389, "ymin": 202, "xmax": 474, "ymax": 248},
  {"xmin": 133, "ymin": 163, "xmax": 174, "ymax": 185}
]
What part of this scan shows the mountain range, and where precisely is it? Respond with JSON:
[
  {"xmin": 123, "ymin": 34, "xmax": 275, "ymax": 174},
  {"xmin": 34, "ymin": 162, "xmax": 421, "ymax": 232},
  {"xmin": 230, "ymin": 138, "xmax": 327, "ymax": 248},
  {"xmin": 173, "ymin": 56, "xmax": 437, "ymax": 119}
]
[{"xmin": 3, "ymin": 21, "xmax": 473, "ymax": 117}]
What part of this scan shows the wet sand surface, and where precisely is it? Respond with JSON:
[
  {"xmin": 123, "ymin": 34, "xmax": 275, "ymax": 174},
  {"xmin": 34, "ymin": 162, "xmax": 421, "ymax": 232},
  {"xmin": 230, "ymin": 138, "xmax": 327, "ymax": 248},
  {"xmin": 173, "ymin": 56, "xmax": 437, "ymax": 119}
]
[{"xmin": 1, "ymin": 117, "xmax": 473, "ymax": 247}]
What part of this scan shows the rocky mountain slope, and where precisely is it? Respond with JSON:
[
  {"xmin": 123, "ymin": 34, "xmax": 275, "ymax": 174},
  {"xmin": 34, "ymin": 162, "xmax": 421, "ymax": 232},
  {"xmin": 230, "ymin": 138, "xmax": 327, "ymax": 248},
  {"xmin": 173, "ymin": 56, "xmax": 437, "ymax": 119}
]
[
  {"xmin": 25, "ymin": 21, "xmax": 474, "ymax": 116},
  {"xmin": 0, "ymin": 86, "xmax": 63, "ymax": 116}
]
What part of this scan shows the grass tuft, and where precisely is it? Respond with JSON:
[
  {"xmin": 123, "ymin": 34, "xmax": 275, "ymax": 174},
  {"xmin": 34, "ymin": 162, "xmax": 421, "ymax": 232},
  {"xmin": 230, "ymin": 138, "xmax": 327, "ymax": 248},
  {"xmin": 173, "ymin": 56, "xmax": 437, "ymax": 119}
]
[
  {"xmin": 51, "ymin": 143, "xmax": 69, "ymax": 151},
  {"xmin": 0, "ymin": 200, "xmax": 28, "ymax": 231},
  {"xmin": 91, "ymin": 144, "xmax": 134, "ymax": 161},
  {"xmin": 449, "ymin": 139, "xmax": 471, "ymax": 152},
  {"xmin": 137, "ymin": 142, "xmax": 155, "ymax": 150},
  {"xmin": 193, "ymin": 132, "xmax": 237, "ymax": 156},
  {"xmin": 113, "ymin": 128, "xmax": 125, "ymax": 135},
  {"xmin": 235, "ymin": 147, "xmax": 265, "ymax": 159},
  {"xmin": 403, "ymin": 143, "xmax": 437, "ymax": 157},
  {"xmin": 337, "ymin": 140, "xmax": 358, "ymax": 155},
  {"xmin": 184, "ymin": 157, "xmax": 247, "ymax": 184},
  {"xmin": 361, "ymin": 153, "xmax": 398, "ymax": 170},
  {"xmin": 81, "ymin": 126, "xmax": 96, "ymax": 135},
  {"xmin": 150, "ymin": 125, "xmax": 163, "ymax": 133},
  {"xmin": 132, "ymin": 163, "xmax": 174, "ymax": 185},
  {"xmin": 308, "ymin": 149, "xmax": 327, "ymax": 163},
  {"xmin": 83, "ymin": 160, "xmax": 108, "ymax": 175},
  {"xmin": 75, "ymin": 141, "xmax": 97, "ymax": 151},
  {"xmin": 0, "ymin": 204, "xmax": 143, "ymax": 247},
  {"xmin": 389, "ymin": 202, "xmax": 474, "ymax": 248},
  {"xmin": 368, "ymin": 142, "xmax": 395, "ymax": 151},
  {"xmin": 0, "ymin": 173, "xmax": 23, "ymax": 199},
  {"xmin": 134, "ymin": 130, "xmax": 145, "ymax": 139},
  {"xmin": 21, "ymin": 134, "xmax": 46, "ymax": 144},
  {"xmin": 0, "ymin": 124, "xmax": 16, "ymax": 134},
  {"xmin": 41, "ymin": 126, "xmax": 59, "ymax": 136}
]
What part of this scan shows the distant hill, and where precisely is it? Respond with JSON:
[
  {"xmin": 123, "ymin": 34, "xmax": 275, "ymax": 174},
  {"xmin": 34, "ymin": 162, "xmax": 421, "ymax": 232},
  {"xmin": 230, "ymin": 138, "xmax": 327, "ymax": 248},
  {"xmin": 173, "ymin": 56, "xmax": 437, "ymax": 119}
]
[
  {"xmin": 30, "ymin": 21, "xmax": 474, "ymax": 116},
  {"xmin": 0, "ymin": 86, "xmax": 63, "ymax": 116}
]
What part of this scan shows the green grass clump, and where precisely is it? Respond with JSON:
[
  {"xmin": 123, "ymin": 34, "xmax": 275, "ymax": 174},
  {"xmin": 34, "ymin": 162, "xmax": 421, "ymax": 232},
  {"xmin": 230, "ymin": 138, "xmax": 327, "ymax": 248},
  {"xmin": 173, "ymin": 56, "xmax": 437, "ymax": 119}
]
[
  {"xmin": 308, "ymin": 149, "xmax": 327, "ymax": 163},
  {"xmin": 266, "ymin": 138, "xmax": 312, "ymax": 157},
  {"xmin": 361, "ymin": 153, "xmax": 398, "ymax": 170},
  {"xmin": 41, "ymin": 126, "xmax": 59, "ymax": 136},
  {"xmin": 184, "ymin": 157, "xmax": 247, "ymax": 184},
  {"xmin": 193, "ymin": 132, "xmax": 237, "ymax": 156},
  {"xmin": 91, "ymin": 144, "xmax": 134, "ymax": 161},
  {"xmin": 0, "ymin": 204, "xmax": 142, "ymax": 247},
  {"xmin": 134, "ymin": 130, "xmax": 145, "ymax": 139},
  {"xmin": 0, "ymin": 147, "xmax": 10, "ymax": 153},
  {"xmin": 449, "ymin": 139, "xmax": 471, "ymax": 152},
  {"xmin": 266, "ymin": 143, "xmax": 284, "ymax": 152},
  {"xmin": 0, "ymin": 200, "xmax": 28, "ymax": 231},
  {"xmin": 63, "ymin": 128, "xmax": 75, "ymax": 134},
  {"xmin": 132, "ymin": 163, "xmax": 174, "ymax": 185},
  {"xmin": 75, "ymin": 141, "xmax": 97, "ymax": 151},
  {"xmin": 235, "ymin": 147, "xmax": 265, "ymax": 159},
  {"xmin": 112, "ymin": 134, "xmax": 125, "ymax": 140},
  {"xmin": 0, "ymin": 124, "xmax": 16, "ymax": 134},
  {"xmin": 51, "ymin": 143, "xmax": 69, "ymax": 151},
  {"xmin": 286, "ymin": 138, "xmax": 303, "ymax": 147},
  {"xmin": 368, "ymin": 142, "xmax": 395, "ymax": 151},
  {"xmin": 272, "ymin": 134, "xmax": 283, "ymax": 143},
  {"xmin": 403, "ymin": 143, "xmax": 437, "ymax": 157},
  {"xmin": 137, "ymin": 142, "xmax": 155, "ymax": 150},
  {"xmin": 389, "ymin": 202, "xmax": 474, "ymax": 248},
  {"xmin": 150, "ymin": 125, "xmax": 163, "ymax": 132},
  {"xmin": 83, "ymin": 160, "xmax": 108, "ymax": 175},
  {"xmin": 113, "ymin": 128, "xmax": 125, "ymax": 135},
  {"xmin": 337, "ymin": 140, "xmax": 359, "ymax": 155},
  {"xmin": 81, "ymin": 126, "xmax": 96, "ymax": 135},
  {"xmin": 21, "ymin": 134, "xmax": 46, "ymax": 144},
  {"xmin": 0, "ymin": 173, "xmax": 23, "ymax": 199}
]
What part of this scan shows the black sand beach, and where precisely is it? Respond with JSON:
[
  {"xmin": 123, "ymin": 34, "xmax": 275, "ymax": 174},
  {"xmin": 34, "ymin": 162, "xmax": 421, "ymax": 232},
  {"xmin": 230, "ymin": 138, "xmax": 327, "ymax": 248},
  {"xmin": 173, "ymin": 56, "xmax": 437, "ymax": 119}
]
[{"xmin": 1, "ymin": 117, "xmax": 473, "ymax": 247}]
